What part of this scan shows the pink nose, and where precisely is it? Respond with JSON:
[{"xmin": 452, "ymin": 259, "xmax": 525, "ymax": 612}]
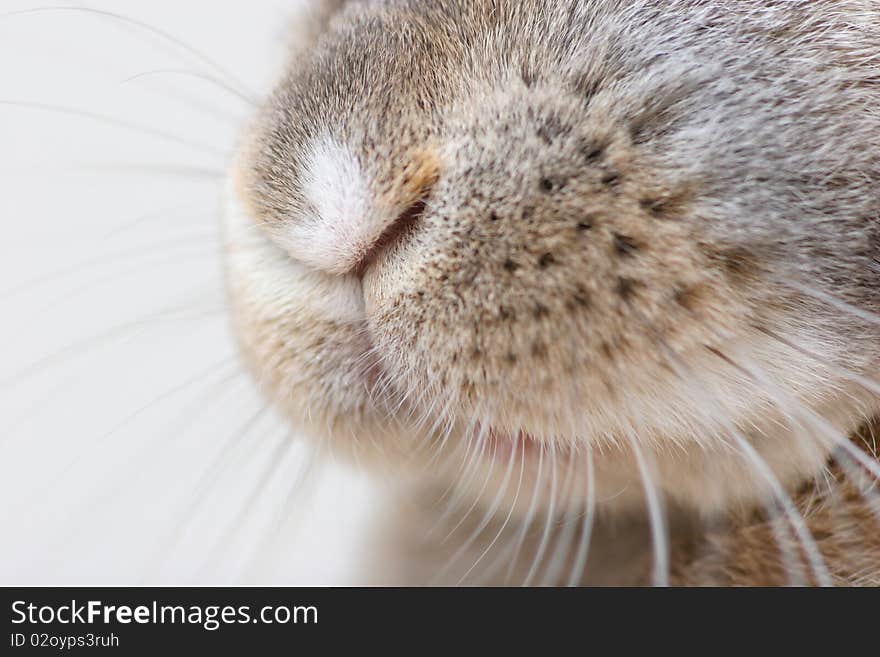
[{"xmin": 273, "ymin": 138, "xmax": 440, "ymax": 277}]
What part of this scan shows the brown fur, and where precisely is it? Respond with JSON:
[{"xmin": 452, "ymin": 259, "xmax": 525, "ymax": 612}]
[
  {"xmin": 224, "ymin": 1, "xmax": 880, "ymax": 586},
  {"xmin": 672, "ymin": 420, "xmax": 880, "ymax": 586}
]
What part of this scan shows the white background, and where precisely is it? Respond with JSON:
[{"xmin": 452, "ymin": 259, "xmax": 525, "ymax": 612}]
[{"xmin": 0, "ymin": 0, "xmax": 375, "ymax": 585}]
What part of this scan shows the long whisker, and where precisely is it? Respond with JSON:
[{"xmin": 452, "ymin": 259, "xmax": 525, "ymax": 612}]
[
  {"xmin": 631, "ymin": 298, "xmax": 831, "ymax": 586},
  {"xmin": 504, "ymin": 442, "xmax": 545, "ymax": 583},
  {"xmin": 456, "ymin": 437, "xmax": 526, "ymax": 586},
  {"xmin": 239, "ymin": 445, "xmax": 321, "ymax": 582},
  {"xmin": 653, "ymin": 334, "xmax": 826, "ymax": 585},
  {"xmin": 566, "ymin": 445, "xmax": 596, "ymax": 587},
  {"xmin": 104, "ymin": 202, "xmax": 212, "ymax": 238},
  {"xmin": 829, "ymin": 447, "xmax": 880, "ymax": 525},
  {"xmin": 441, "ymin": 436, "xmax": 499, "ymax": 544},
  {"xmin": 522, "ymin": 443, "xmax": 558, "ymax": 586},
  {"xmin": 625, "ymin": 428, "xmax": 669, "ymax": 587},
  {"xmin": 708, "ymin": 346, "xmax": 880, "ymax": 486},
  {"xmin": 0, "ymin": 299, "xmax": 225, "ymax": 388},
  {"xmin": 430, "ymin": 420, "xmax": 487, "ymax": 521},
  {"xmin": 26, "ymin": 251, "xmax": 222, "ymax": 325},
  {"xmin": 3, "ymin": 6, "xmax": 255, "ymax": 97},
  {"xmin": 0, "ymin": 377, "xmax": 77, "ymax": 447},
  {"xmin": 728, "ymin": 428, "xmax": 828, "ymax": 585},
  {"xmin": 1, "ymin": 228, "xmax": 221, "ymax": 300},
  {"xmin": 755, "ymin": 326, "xmax": 880, "ymax": 398},
  {"xmin": 143, "ymin": 405, "xmax": 271, "ymax": 575},
  {"xmin": 120, "ymin": 70, "xmax": 257, "ymax": 107},
  {"xmin": 1, "ymin": 355, "xmax": 238, "ymax": 522},
  {"xmin": 752, "ymin": 328, "xmax": 880, "ymax": 520},
  {"xmin": 785, "ymin": 280, "xmax": 880, "ymax": 327},
  {"xmin": 0, "ymin": 100, "xmax": 227, "ymax": 156},
  {"xmin": 431, "ymin": 434, "xmax": 518, "ymax": 584},
  {"xmin": 197, "ymin": 431, "xmax": 294, "ymax": 579},
  {"xmin": 540, "ymin": 445, "xmax": 579, "ymax": 586},
  {"xmin": 70, "ymin": 163, "xmax": 225, "ymax": 179},
  {"xmin": 702, "ymin": 347, "xmax": 835, "ymax": 586}
]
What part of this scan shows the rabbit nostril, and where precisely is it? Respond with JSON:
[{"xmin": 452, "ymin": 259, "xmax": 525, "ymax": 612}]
[
  {"xmin": 353, "ymin": 197, "xmax": 428, "ymax": 277},
  {"xmin": 291, "ymin": 138, "xmax": 440, "ymax": 275}
]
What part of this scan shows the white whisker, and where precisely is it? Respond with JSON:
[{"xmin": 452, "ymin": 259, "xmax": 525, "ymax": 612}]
[
  {"xmin": 625, "ymin": 429, "xmax": 669, "ymax": 587},
  {"xmin": 0, "ymin": 100, "xmax": 227, "ymax": 156},
  {"xmin": 522, "ymin": 443, "xmax": 558, "ymax": 586},
  {"xmin": 566, "ymin": 445, "xmax": 596, "ymax": 587},
  {"xmin": 456, "ymin": 437, "xmax": 526, "ymax": 586},
  {"xmin": 3, "ymin": 6, "xmax": 255, "ymax": 97},
  {"xmin": 504, "ymin": 442, "xmax": 545, "ymax": 584},
  {"xmin": 121, "ymin": 69, "xmax": 258, "ymax": 107}
]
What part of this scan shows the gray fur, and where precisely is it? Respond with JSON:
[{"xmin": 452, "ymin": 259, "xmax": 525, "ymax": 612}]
[{"xmin": 228, "ymin": 0, "xmax": 880, "ymax": 585}]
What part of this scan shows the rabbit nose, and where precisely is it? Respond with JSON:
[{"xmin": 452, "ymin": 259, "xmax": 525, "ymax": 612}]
[
  {"xmin": 277, "ymin": 136, "xmax": 439, "ymax": 276},
  {"xmin": 351, "ymin": 196, "xmax": 430, "ymax": 277}
]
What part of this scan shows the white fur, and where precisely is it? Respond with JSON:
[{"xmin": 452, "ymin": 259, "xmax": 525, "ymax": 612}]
[
  {"xmin": 274, "ymin": 134, "xmax": 376, "ymax": 274},
  {"xmin": 224, "ymin": 171, "xmax": 366, "ymax": 323}
]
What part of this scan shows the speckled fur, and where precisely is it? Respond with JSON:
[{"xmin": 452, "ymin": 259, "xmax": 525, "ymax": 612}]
[{"xmin": 224, "ymin": 0, "xmax": 880, "ymax": 585}]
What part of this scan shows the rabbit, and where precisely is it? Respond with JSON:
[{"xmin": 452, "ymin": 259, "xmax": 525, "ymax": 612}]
[{"xmin": 223, "ymin": 0, "xmax": 880, "ymax": 585}]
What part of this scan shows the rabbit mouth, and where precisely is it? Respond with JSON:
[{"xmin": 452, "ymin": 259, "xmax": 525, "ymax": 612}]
[{"xmin": 223, "ymin": 156, "xmax": 880, "ymax": 518}]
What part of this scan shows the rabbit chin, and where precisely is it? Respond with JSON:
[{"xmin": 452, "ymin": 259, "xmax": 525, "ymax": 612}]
[{"xmin": 222, "ymin": 163, "xmax": 875, "ymax": 519}]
